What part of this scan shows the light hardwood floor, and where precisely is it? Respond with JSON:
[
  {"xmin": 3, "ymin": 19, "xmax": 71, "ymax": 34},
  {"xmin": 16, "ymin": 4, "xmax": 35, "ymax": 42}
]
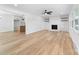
[{"xmin": 0, "ymin": 30, "xmax": 78, "ymax": 55}]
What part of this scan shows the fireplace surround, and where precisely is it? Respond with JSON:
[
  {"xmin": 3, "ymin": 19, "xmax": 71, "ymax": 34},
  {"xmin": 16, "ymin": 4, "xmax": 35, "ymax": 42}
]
[{"xmin": 51, "ymin": 25, "xmax": 58, "ymax": 30}]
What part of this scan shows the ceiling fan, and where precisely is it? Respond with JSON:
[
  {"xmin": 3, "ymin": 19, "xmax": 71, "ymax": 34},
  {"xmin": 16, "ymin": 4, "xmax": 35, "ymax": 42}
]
[{"xmin": 43, "ymin": 10, "xmax": 53, "ymax": 15}]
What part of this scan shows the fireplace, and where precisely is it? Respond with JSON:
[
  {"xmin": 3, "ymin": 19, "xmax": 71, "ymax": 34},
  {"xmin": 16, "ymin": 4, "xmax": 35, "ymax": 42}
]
[{"xmin": 51, "ymin": 25, "xmax": 57, "ymax": 30}]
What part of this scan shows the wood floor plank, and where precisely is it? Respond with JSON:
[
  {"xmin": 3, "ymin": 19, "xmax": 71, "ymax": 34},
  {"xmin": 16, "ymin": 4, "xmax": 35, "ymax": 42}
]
[{"xmin": 0, "ymin": 30, "xmax": 78, "ymax": 55}]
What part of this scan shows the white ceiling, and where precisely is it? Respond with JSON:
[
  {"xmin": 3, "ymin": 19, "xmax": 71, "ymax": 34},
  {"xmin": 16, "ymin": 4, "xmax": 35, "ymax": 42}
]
[{"xmin": 0, "ymin": 4, "xmax": 73, "ymax": 16}]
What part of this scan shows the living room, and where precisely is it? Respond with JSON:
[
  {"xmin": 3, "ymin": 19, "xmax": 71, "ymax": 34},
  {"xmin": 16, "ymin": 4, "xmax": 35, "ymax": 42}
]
[{"xmin": 0, "ymin": 4, "xmax": 79, "ymax": 55}]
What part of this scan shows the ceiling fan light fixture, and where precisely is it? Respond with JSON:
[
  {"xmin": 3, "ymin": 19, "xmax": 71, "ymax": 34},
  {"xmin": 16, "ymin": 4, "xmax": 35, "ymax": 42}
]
[{"xmin": 43, "ymin": 10, "xmax": 53, "ymax": 15}]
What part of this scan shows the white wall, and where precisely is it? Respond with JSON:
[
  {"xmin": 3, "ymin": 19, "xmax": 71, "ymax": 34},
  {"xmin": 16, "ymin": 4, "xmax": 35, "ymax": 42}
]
[
  {"xmin": 49, "ymin": 17, "xmax": 61, "ymax": 31},
  {"xmin": 69, "ymin": 28, "xmax": 79, "ymax": 54},
  {"xmin": 69, "ymin": 18, "xmax": 79, "ymax": 54},
  {"xmin": 46, "ymin": 17, "xmax": 69, "ymax": 32},
  {"xmin": 25, "ymin": 14, "xmax": 45, "ymax": 34},
  {"xmin": 69, "ymin": 5, "xmax": 79, "ymax": 54},
  {"xmin": 69, "ymin": 14, "xmax": 79, "ymax": 54},
  {"xmin": 0, "ymin": 14, "xmax": 14, "ymax": 32}
]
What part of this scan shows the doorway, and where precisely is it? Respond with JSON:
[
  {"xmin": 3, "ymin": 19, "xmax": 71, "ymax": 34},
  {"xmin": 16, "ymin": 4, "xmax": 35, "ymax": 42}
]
[{"xmin": 14, "ymin": 16, "xmax": 25, "ymax": 33}]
